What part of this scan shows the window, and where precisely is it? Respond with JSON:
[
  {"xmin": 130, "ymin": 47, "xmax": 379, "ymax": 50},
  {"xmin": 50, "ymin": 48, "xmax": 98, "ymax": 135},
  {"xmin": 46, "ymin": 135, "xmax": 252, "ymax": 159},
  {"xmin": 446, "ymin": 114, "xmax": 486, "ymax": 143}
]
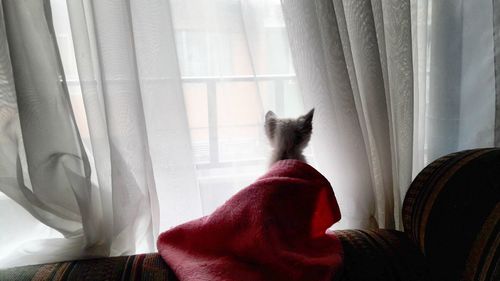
[
  {"xmin": 171, "ymin": 0, "xmax": 303, "ymax": 213},
  {"xmin": 51, "ymin": 0, "xmax": 304, "ymax": 217}
]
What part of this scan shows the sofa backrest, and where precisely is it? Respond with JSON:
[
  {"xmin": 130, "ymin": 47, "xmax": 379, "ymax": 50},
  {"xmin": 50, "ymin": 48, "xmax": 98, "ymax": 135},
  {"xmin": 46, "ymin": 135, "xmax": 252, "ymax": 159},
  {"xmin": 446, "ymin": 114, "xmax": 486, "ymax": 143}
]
[{"xmin": 402, "ymin": 148, "xmax": 499, "ymax": 281}]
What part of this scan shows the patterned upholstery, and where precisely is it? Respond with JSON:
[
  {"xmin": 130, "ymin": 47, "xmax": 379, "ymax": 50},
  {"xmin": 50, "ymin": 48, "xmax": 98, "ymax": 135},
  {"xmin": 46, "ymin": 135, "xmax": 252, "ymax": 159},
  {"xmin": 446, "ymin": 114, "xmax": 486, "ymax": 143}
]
[
  {"xmin": 335, "ymin": 229, "xmax": 429, "ymax": 281},
  {"xmin": 0, "ymin": 230, "xmax": 428, "ymax": 281},
  {"xmin": 0, "ymin": 254, "xmax": 177, "ymax": 281},
  {"xmin": 403, "ymin": 148, "xmax": 500, "ymax": 281}
]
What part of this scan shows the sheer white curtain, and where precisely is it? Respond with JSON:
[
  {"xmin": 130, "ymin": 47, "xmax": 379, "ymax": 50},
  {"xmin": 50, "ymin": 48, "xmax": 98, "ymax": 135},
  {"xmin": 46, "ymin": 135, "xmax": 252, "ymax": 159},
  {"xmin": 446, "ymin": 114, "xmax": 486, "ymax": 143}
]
[
  {"xmin": 0, "ymin": 0, "xmax": 161, "ymax": 267},
  {"xmin": 281, "ymin": 0, "xmax": 414, "ymax": 229},
  {"xmin": 0, "ymin": 0, "xmax": 108, "ymax": 267},
  {"xmin": 412, "ymin": 0, "xmax": 499, "ymax": 173},
  {"xmin": 0, "ymin": 0, "xmax": 300, "ymax": 268},
  {"xmin": 281, "ymin": 0, "xmax": 499, "ymax": 230}
]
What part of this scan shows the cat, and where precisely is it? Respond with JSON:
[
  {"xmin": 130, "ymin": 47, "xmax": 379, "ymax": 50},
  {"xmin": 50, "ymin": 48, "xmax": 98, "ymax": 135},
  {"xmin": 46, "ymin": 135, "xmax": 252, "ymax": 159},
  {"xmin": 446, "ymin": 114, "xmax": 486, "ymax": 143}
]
[{"xmin": 264, "ymin": 108, "xmax": 314, "ymax": 165}]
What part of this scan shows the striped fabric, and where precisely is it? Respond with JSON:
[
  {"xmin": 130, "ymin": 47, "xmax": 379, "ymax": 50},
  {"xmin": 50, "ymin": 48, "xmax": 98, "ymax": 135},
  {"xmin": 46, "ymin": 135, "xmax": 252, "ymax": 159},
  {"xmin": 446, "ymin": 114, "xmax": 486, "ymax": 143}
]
[
  {"xmin": 403, "ymin": 148, "xmax": 500, "ymax": 281},
  {"xmin": 335, "ymin": 229, "xmax": 429, "ymax": 281},
  {"xmin": 0, "ymin": 254, "xmax": 177, "ymax": 281},
  {"xmin": 0, "ymin": 230, "xmax": 428, "ymax": 281}
]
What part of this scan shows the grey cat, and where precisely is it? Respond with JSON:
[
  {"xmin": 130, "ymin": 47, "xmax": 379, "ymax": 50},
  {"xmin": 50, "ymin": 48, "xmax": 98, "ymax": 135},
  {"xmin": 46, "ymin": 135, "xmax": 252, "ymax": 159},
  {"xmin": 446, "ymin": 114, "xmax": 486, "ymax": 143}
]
[{"xmin": 264, "ymin": 108, "xmax": 314, "ymax": 165}]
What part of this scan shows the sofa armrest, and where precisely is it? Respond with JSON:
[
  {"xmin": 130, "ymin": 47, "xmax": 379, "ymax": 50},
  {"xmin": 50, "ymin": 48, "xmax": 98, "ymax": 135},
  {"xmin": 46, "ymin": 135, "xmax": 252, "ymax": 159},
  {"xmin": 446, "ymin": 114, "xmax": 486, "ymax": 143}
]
[
  {"xmin": 334, "ymin": 229, "xmax": 429, "ymax": 281},
  {"xmin": 402, "ymin": 148, "xmax": 500, "ymax": 281}
]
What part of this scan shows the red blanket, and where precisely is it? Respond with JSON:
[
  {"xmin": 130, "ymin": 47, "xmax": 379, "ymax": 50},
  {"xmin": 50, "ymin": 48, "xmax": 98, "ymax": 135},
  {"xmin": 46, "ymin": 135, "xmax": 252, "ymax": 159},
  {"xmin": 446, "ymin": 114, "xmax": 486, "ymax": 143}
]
[{"xmin": 157, "ymin": 160, "xmax": 343, "ymax": 281}]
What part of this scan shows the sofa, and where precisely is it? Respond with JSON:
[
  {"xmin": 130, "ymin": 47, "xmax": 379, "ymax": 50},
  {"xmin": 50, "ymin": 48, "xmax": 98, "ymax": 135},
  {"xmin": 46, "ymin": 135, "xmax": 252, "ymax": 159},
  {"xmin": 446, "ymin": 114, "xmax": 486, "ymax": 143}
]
[{"xmin": 1, "ymin": 148, "xmax": 498, "ymax": 281}]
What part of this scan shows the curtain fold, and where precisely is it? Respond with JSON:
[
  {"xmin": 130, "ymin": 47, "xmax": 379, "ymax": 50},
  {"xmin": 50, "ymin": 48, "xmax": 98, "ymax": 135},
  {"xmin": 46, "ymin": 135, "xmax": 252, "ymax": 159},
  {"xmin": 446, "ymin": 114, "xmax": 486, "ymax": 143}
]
[
  {"xmin": 65, "ymin": 0, "xmax": 202, "ymax": 248},
  {"xmin": 371, "ymin": 0, "xmax": 414, "ymax": 213},
  {"xmin": 0, "ymin": 0, "xmax": 104, "ymax": 267},
  {"xmin": 70, "ymin": 0, "xmax": 160, "ymax": 254},
  {"xmin": 281, "ymin": 0, "xmax": 413, "ymax": 229},
  {"xmin": 280, "ymin": 0, "xmax": 376, "ymax": 229},
  {"xmin": 411, "ymin": 0, "xmax": 497, "ymax": 172}
]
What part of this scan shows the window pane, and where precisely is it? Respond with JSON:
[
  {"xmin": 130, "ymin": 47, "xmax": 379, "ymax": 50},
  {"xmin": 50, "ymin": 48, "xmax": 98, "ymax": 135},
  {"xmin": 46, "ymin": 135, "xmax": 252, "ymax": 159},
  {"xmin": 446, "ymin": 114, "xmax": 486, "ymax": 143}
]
[{"xmin": 183, "ymin": 83, "xmax": 210, "ymax": 163}]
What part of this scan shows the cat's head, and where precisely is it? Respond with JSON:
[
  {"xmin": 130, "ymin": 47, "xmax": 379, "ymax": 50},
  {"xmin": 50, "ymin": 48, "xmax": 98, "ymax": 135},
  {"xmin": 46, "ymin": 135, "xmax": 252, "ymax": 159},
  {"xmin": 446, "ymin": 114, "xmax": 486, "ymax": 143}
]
[{"xmin": 264, "ymin": 109, "xmax": 314, "ymax": 162}]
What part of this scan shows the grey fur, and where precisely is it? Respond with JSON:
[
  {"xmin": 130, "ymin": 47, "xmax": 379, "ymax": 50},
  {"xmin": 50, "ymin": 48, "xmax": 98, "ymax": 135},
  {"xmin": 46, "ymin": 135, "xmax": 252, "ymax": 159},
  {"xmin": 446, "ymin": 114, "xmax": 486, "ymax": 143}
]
[{"xmin": 265, "ymin": 109, "xmax": 314, "ymax": 165}]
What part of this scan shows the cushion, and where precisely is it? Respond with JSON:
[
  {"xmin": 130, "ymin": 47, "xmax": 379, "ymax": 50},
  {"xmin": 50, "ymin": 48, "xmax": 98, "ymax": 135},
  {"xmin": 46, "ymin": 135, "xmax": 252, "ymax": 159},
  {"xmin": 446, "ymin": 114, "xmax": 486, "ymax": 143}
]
[{"xmin": 403, "ymin": 148, "xmax": 500, "ymax": 281}]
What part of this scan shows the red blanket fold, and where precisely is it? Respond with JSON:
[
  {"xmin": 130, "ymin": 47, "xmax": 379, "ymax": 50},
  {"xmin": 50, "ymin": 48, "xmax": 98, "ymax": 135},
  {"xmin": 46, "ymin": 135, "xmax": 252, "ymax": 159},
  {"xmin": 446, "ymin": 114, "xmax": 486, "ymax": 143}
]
[{"xmin": 157, "ymin": 159, "xmax": 343, "ymax": 281}]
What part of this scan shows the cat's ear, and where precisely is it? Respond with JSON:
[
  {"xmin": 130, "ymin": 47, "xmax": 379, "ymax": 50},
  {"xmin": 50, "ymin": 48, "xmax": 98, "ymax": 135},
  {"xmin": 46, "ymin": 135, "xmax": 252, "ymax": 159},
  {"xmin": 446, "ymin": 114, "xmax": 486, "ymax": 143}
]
[
  {"xmin": 299, "ymin": 108, "xmax": 314, "ymax": 134},
  {"xmin": 265, "ymin": 110, "xmax": 277, "ymax": 140},
  {"xmin": 266, "ymin": 110, "xmax": 277, "ymax": 121},
  {"xmin": 303, "ymin": 108, "xmax": 314, "ymax": 124}
]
